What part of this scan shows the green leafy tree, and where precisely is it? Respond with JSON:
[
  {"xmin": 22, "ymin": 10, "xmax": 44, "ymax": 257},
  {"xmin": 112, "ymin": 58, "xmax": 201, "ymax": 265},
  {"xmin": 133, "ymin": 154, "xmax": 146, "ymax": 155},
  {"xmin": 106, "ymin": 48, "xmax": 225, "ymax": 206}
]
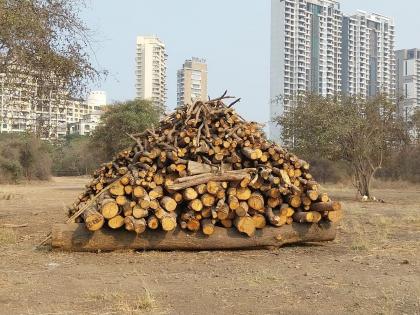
[
  {"xmin": 278, "ymin": 93, "xmax": 409, "ymax": 198},
  {"xmin": 92, "ymin": 99, "xmax": 162, "ymax": 159}
]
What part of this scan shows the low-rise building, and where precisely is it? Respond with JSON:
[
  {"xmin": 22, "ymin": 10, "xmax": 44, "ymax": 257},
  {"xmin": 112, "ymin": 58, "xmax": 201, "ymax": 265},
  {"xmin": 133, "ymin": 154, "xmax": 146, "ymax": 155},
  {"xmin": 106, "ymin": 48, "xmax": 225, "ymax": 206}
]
[
  {"xmin": 0, "ymin": 68, "xmax": 106, "ymax": 139},
  {"xmin": 68, "ymin": 110, "xmax": 103, "ymax": 136}
]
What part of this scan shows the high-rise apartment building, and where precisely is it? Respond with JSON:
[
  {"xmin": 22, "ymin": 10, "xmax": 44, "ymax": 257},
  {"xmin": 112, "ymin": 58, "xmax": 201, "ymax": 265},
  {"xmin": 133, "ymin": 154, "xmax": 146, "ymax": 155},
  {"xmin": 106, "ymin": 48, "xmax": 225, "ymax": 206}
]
[
  {"xmin": 270, "ymin": 0, "xmax": 342, "ymax": 142},
  {"xmin": 270, "ymin": 1, "xmax": 396, "ymax": 143},
  {"xmin": 135, "ymin": 36, "xmax": 167, "ymax": 107},
  {"xmin": 177, "ymin": 57, "xmax": 208, "ymax": 106},
  {"xmin": 341, "ymin": 11, "xmax": 395, "ymax": 97},
  {"xmin": 396, "ymin": 49, "xmax": 420, "ymax": 124}
]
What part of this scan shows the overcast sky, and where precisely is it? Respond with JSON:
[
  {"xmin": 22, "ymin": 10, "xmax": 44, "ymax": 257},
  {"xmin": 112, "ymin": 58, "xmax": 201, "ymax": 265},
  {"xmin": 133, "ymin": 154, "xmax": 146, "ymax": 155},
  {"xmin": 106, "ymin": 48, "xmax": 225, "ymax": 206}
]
[{"xmin": 84, "ymin": 0, "xmax": 420, "ymax": 125}]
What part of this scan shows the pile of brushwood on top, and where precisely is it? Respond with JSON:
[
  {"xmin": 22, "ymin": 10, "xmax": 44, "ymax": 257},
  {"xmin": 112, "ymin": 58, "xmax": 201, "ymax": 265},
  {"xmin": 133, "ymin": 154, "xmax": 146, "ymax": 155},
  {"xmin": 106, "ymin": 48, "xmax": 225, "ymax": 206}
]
[{"xmin": 67, "ymin": 92, "xmax": 342, "ymax": 237}]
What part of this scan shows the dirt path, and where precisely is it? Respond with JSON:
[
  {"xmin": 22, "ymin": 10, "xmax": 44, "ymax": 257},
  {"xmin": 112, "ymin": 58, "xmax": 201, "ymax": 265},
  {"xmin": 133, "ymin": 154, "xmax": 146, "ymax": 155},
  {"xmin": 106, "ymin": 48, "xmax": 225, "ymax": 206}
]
[{"xmin": 0, "ymin": 177, "xmax": 419, "ymax": 314}]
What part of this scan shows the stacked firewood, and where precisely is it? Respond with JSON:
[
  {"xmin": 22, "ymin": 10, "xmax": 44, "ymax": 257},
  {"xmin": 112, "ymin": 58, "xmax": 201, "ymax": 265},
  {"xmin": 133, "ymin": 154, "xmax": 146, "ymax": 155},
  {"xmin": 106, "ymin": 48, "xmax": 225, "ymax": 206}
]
[{"xmin": 68, "ymin": 93, "xmax": 343, "ymax": 237}]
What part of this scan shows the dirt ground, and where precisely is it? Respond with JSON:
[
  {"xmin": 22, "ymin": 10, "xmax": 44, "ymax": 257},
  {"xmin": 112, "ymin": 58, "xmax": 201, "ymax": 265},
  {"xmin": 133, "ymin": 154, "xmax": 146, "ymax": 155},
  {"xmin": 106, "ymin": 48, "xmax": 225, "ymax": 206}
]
[{"xmin": 0, "ymin": 177, "xmax": 419, "ymax": 315}]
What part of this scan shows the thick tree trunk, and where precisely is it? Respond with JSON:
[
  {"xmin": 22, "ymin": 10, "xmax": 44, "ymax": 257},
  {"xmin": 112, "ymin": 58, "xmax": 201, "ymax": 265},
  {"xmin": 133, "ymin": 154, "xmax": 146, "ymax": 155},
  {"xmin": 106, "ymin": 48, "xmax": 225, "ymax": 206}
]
[{"xmin": 51, "ymin": 222, "xmax": 337, "ymax": 252}]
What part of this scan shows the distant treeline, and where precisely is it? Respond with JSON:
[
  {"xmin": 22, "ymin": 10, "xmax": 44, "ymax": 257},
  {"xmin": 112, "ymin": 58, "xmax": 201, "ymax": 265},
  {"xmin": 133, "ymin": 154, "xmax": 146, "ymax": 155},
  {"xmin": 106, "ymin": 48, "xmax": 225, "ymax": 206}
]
[{"xmin": 0, "ymin": 97, "xmax": 419, "ymax": 185}]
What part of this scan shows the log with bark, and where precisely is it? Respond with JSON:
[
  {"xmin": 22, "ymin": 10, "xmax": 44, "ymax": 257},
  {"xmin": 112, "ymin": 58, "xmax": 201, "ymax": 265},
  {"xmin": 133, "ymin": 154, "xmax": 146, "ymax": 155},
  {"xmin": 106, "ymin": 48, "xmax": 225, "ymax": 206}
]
[{"xmin": 52, "ymin": 222, "xmax": 337, "ymax": 252}]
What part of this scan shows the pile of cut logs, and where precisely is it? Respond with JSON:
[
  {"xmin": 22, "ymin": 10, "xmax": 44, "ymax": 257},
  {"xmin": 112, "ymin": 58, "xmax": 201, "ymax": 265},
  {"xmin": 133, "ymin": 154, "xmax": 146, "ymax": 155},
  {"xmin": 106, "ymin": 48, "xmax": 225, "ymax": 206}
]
[{"xmin": 68, "ymin": 92, "xmax": 342, "ymax": 238}]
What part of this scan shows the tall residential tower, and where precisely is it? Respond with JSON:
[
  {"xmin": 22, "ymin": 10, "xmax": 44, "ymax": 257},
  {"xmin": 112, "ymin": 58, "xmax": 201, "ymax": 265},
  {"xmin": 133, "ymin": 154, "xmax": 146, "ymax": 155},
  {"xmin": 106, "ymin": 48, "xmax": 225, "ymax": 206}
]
[
  {"xmin": 396, "ymin": 49, "xmax": 420, "ymax": 123},
  {"xmin": 341, "ymin": 11, "xmax": 395, "ymax": 97},
  {"xmin": 135, "ymin": 36, "xmax": 167, "ymax": 107},
  {"xmin": 270, "ymin": 0, "xmax": 342, "ymax": 142},
  {"xmin": 177, "ymin": 57, "xmax": 208, "ymax": 106}
]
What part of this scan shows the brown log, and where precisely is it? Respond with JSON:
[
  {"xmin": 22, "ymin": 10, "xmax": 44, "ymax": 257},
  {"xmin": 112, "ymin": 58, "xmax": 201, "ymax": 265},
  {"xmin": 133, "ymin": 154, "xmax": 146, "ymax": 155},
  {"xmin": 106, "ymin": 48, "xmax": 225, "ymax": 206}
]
[
  {"xmin": 235, "ymin": 201, "xmax": 249, "ymax": 217},
  {"xmin": 101, "ymin": 199, "xmax": 119, "ymax": 219},
  {"xmin": 186, "ymin": 218, "xmax": 201, "ymax": 232},
  {"xmin": 147, "ymin": 215, "xmax": 159, "ymax": 230},
  {"xmin": 183, "ymin": 187, "xmax": 198, "ymax": 201},
  {"xmin": 149, "ymin": 200, "xmax": 160, "ymax": 210},
  {"xmin": 206, "ymin": 181, "xmax": 221, "ymax": 195},
  {"xmin": 201, "ymin": 193, "xmax": 216, "ymax": 207},
  {"xmin": 160, "ymin": 196, "xmax": 177, "ymax": 212},
  {"xmin": 52, "ymin": 223, "xmax": 337, "ymax": 252},
  {"xmin": 228, "ymin": 195, "xmax": 240, "ymax": 210},
  {"xmin": 267, "ymin": 197, "xmax": 281, "ymax": 208},
  {"xmin": 124, "ymin": 216, "xmax": 136, "ymax": 231},
  {"xmin": 124, "ymin": 216, "xmax": 146, "ymax": 234},
  {"xmin": 149, "ymin": 186, "xmax": 163, "ymax": 200},
  {"xmin": 220, "ymin": 219, "xmax": 233, "ymax": 228},
  {"xmin": 172, "ymin": 192, "xmax": 183, "ymax": 203},
  {"xmin": 81, "ymin": 207, "xmax": 104, "ymax": 231},
  {"xmin": 252, "ymin": 214, "xmax": 266, "ymax": 229},
  {"xmin": 160, "ymin": 213, "xmax": 177, "ymax": 231},
  {"xmin": 201, "ymin": 219, "xmax": 215, "ymax": 235},
  {"xmin": 109, "ymin": 183, "xmax": 125, "ymax": 196},
  {"xmin": 293, "ymin": 211, "xmax": 313, "ymax": 223},
  {"xmin": 265, "ymin": 207, "xmax": 286, "ymax": 227},
  {"xmin": 138, "ymin": 197, "xmax": 151, "ymax": 210},
  {"xmin": 122, "ymin": 202, "xmax": 133, "ymax": 217},
  {"xmin": 233, "ymin": 216, "xmax": 256, "ymax": 237},
  {"xmin": 132, "ymin": 206, "xmax": 149, "ymax": 219},
  {"xmin": 310, "ymin": 201, "xmax": 342, "ymax": 212},
  {"xmin": 306, "ymin": 190, "xmax": 319, "ymax": 201},
  {"xmin": 311, "ymin": 211, "xmax": 322, "ymax": 223},
  {"xmin": 201, "ymin": 207, "xmax": 212, "ymax": 218},
  {"xmin": 247, "ymin": 193, "xmax": 265, "ymax": 211},
  {"xmin": 133, "ymin": 186, "xmax": 147, "ymax": 198},
  {"xmin": 318, "ymin": 193, "xmax": 330, "ymax": 203},
  {"xmin": 195, "ymin": 184, "xmax": 207, "ymax": 195},
  {"xmin": 189, "ymin": 199, "xmax": 204, "ymax": 212},
  {"xmin": 115, "ymin": 195, "xmax": 127, "ymax": 206},
  {"xmin": 287, "ymin": 195, "xmax": 302, "ymax": 208},
  {"xmin": 216, "ymin": 201, "xmax": 230, "ymax": 220},
  {"xmin": 120, "ymin": 176, "xmax": 130, "ymax": 186},
  {"xmin": 323, "ymin": 209, "xmax": 343, "ymax": 223},
  {"xmin": 240, "ymin": 174, "xmax": 251, "ymax": 188},
  {"xmin": 236, "ymin": 187, "xmax": 252, "ymax": 200},
  {"xmin": 242, "ymin": 147, "xmax": 258, "ymax": 160},
  {"xmin": 124, "ymin": 185, "xmax": 133, "ymax": 195},
  {"xmin": 168, "ymin": 170, "xmax": 256, "ymax": 191},
  {"xmin": 108, "ymin": 215, "xmax": 125, "ymax": 229}
]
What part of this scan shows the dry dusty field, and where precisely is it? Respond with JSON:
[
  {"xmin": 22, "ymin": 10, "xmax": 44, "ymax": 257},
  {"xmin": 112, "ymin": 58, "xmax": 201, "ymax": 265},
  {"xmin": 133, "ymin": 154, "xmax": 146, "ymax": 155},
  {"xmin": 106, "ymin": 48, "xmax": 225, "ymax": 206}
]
[{"xmin": 0, "ymin": 177, "xmax": 419, "ymax": 315}]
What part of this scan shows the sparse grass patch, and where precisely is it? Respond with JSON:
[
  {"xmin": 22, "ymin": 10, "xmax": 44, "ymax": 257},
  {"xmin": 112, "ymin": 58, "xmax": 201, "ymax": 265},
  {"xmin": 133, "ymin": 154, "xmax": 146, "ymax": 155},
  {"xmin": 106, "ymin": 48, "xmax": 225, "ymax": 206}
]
[
  {"xmin": 115, "ymin": 289, "xmax": 154, "ymax": 313},
  {"xmin": 85, "ymin": 288, "xmax": 155, "ymax": 314},
  {"xmin": 0, "ymin": 228, "xmax": 17, "ymax": 245}
]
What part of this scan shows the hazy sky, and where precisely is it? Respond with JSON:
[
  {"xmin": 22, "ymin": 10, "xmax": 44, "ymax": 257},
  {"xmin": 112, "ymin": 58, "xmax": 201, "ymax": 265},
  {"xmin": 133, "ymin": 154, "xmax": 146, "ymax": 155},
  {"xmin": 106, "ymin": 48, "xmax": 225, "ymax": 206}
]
[{"xmin": 83, "ymin": 0, "xmax": 420, "ymax": 125}]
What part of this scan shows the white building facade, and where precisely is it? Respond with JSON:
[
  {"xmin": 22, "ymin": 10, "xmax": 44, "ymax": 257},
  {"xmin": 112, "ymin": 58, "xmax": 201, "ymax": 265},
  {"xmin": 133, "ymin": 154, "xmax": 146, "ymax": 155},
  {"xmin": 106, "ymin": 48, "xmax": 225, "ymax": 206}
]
[
  {"xmin": 177, "ymin": 57, "xmax": 208, "ymax": 106},
  {"xmin": 0, "ymin": 70, "xmax": 106, "ymax": 139},
  {"xmin": 396, "ymin": 49, "xmax": 420, "ymax": 125},
  {"xmin": 67, "ymin": 91, "xmax": 107, "ymax": 136},
  {"xmin": 270, "ymin": 0, "xmax": 342, "ymax": 143},
  {"xmin": 341, "ymin": 11, "xmax": 395, "ymax": 97},
  {"xmin": 135, "ymin": 36, "xmax": 167, "ymax": 108}
]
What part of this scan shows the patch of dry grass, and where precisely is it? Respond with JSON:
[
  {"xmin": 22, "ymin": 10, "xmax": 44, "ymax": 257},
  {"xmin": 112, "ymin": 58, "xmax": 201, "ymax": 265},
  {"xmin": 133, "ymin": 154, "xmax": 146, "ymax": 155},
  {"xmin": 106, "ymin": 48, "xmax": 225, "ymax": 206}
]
[
  {"xmin": 86, "ymin": 288, "xmax": 155, "ymax": 314},
  {"xmin": 0, "ymin": 228, "xmax": 17, "ymax": 245}
]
